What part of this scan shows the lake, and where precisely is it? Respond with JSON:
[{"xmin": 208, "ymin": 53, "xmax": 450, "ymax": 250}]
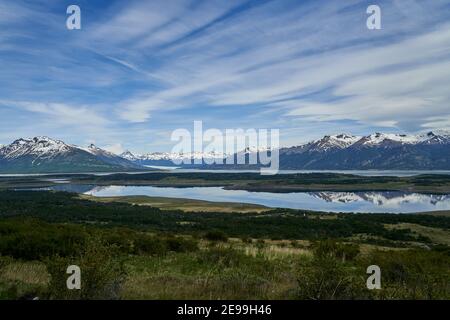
[
  {"xmin": 44, "ymin": 184, "xmax": 450, "ymax": 214},
  {"xmin": 3, "ymin": 169, "xmax": 450, "ymax": 177}
]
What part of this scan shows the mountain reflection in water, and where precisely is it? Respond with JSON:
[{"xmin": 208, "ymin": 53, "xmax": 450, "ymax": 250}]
[{"xmin": 42, "ymin": 185, "xmax": 450, "ymax": 214}]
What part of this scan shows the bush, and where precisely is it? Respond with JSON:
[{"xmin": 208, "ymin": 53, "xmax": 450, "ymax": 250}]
[
  {"xmin": 196, "ymin": 247, "xmax": 247, "ymax": 268},
  {"xmin": 45, "ymin": 237, "xmax": 126, "ymax": 300},
  {"xmin": 296, "ymin": 254, "xmax": 368, "ymax": 300},
  {"xmin": 134, "ymin": 235, "xmax": 167, "ymax": 256},
  {"xmin": 203, "ymin": 230, "xmax": 228, "ymax": 242},
  {"xmin": 241, "ymin": 236, "xmax": 253, "ymax": 244},
  {"xmin": 165, "ymin": 237, "xmax": 198, "ymax": 253},
  {"xmin": 362, "ymin": 249, "xmax": 450, "ymax": 299},
  {"xmin": 0, "ymin": 218, "xmax": 87, "ymax": 260},
  {"xmin": 312, "ymin": 239, "xmax": 360, "ymax": 262},
  {"xmin": 255, "ymin": 239, "xmax": 265, "ymax": 249}
]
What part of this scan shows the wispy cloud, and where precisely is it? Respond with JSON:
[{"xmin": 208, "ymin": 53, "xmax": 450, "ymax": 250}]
[
  {"xmin": 0, "ymin": 0, "xmax": 449, "ymax": 152},
  {"xmin": 0, "ymin": 100, "xmax": 109, "ymax": 127}
]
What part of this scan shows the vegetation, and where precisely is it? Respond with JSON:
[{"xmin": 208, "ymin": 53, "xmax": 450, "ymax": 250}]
[
  {"xmin": 1, "ymin": 191, "xmax": 449, "ymax": 243},
  {"xmin": 2, "ymin": 172, "xmax": 450, "ymax": 193},
  {"xmin": 80, "ymin": 194, "xmax": 268, "ymax": 213},
  {"xmin": 0, "ymin": 190, "xmax": 449, "ymax": 300}
]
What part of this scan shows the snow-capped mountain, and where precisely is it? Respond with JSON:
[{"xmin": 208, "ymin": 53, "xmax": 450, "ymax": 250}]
[
  {"xmin": 198, "ymin": 131, "xmax": 450, "ymax": 170},
  {"xmin": 2, "ymin": 131, "xmax": 449, "ymax": 173},
  {"xmin": 305, "ymin": 134, "xmax": 361, "ymax": 152},
  {"xmin": 122, "ymin": 148, "xmax": 272, "ymax": 167},
  {"xmin": 276, "ymin": 131, "xmax": 450, "ymax": 170},
  {"xmin": 119, "ymin": 150, "xmax": 138, "ymax": 161},
  {"xmin": 83, "ymin": 144, "xmax": 142, "ymax": 169},
  {"xmin": 356, "ymin": 132, "xmax": 431, "ymax": 146},
  {"xmin": 0, "ymin": 137, "xmax": 74, "ymax": 160},
  {"xmin": 0, "ymin": 137, "xmax": 143, "ymax": 173}
]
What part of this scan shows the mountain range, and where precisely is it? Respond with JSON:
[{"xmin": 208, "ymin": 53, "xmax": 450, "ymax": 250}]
[
  {"xmin": 0, "ymin": 137, "xmax": 142, "ymax": 173},
  {"xmin": 0, "ymin": 131, "xmax": 449, "ymax": 173},
  {"xmin": 274, "ymin": 131, "xmax": 450, "ymax": 170}
]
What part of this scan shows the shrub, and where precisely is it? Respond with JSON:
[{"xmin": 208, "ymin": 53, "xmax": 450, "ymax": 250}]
[
  {"xmin": 0, "ymin": 219, "xmax": 87, "ymax": 260},
  {"xmin": 241, "ymin": 236, "xmax": 253, "ymax": 244},
  {"xmin": 362, "ymin": 249, "xmax": 450, "ymax": 299},
  {"xmin": 165, "ymin": 237, "xmax": 198, "ymax": 253},
  {"xmin": 255, "ymin": 239, "xmax": 265, "ymax": 249},
  {"xmin": 296, "ymin": 255, "xmax": 368, "ymax": 300},
  {"xmin": 312, "ymin": 239, "xmax": 360, "ymax": 261},
  {"xmin": 196, "ymin": 247, "xmax": 247, "ymax": 268},
  {"xmin": 134, "ymin": 235, "xmax": 167, "ymax": 256},
  {"xmin": 203, "ymin": 230, "xmax": 228, "ymax": 242},
  {"xmin": 45, "ymin": 237, "xmax": 126, "ymax": 300}
]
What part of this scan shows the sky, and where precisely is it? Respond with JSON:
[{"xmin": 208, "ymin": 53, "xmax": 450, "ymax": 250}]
[{"xmin": 0, "ymin": 0, "xmax": 449, "ymax": 154}]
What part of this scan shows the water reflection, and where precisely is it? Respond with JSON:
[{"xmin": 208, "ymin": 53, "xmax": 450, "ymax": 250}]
[
  {"xmin": 310, "ymin": 191, "xmax": 450, "ymax": 205},
  {"xmin": 43, "ymin": 184, "xmax": 450, "ymax": 214}
]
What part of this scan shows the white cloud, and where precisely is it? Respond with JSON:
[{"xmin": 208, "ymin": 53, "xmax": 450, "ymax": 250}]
[
  {"xmin": 102, "ymin": 143, "xmax": 125, "ymax": 155},
  {"xmin": 109, "ymin": 1, "xmax": 450, "ymax": 132},
  {"xmin": 1, "ymin": 0, "xmax": 450, "ymax": 148},
  {"xmin": 0, "ymin": 100, "xmax": 110, "ymax": 127}
]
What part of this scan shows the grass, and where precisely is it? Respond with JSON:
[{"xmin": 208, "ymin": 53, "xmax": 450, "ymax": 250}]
[
  {"xmin": 0, "ymin": 189, "xmax": 449, "ymax": 300},
  {"xmin": 121, "ymin": 245, "xmax": 300, "ymax": 300},
  {"xmin": 384, "ymin": 223, "xmax": 450, "ymax": 246},
  {"xmin": 1, "ymin": 261, "xmax": 49, "ymax": 285},
  {"xmin": 79, "ymin": 194, "xmax": 269, "ymax": 213},
  {"xmin": 2, "ymin": 238, "xmax": 448, "ymax": 300},
  {"xmin": 0, "ymin": 261, "xmax": 49, "ymax": 299}
]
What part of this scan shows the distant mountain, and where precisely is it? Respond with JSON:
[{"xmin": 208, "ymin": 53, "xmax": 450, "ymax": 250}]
[
  {"xmin": 84, "ymin": 144, "xmax": 141, "ymax": 169},
  {"xmin": 277, "ymin": 131, "xmax": 450, "ymax": 170},
  {"xmin": 0, "ymin": 137, "xmax": 143, "ymax": 173},
  {"xmin": 3, "ymin": 131, "xmax": 448, "ymax": 173},
  {"xmin": 172, "ymin": 131, "xmax": 450, "ymax": 170},
  {"xmin": 120, "ymin": 150, "xmax": 230, "ymax": 167}
]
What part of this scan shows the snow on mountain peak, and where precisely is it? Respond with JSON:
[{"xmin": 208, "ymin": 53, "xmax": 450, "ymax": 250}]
[
  {"xmin": 312, "ymin": 133, "xmax": 361, "ymax": 151},
  {"xmin": 83, "ymin": 143, "xmax": 120, "ymax": 157},
  {"xmin": 120, "ymin": 150, "xmax": 138, "ymax": 161},
  {"xmin": 361, "ymin": 132, "xmax": 441, "ymax": 146},
  {"xmin": 0, "ymin": 136, "xmax": 73, "ymax": 160}
]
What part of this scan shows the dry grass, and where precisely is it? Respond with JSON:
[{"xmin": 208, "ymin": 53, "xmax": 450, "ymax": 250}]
[
  {"xmin": 0, "ymin": 262, "xmax": 49, "ymax": 285},
  {"xmin": 79, "ymin": 194, "xmax": 269, "ymax": 213}
]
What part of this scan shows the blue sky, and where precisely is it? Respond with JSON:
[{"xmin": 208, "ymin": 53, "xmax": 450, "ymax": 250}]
[{"xmin": 0, "ymin": 0, "xmax": 449, "ymax": 153}]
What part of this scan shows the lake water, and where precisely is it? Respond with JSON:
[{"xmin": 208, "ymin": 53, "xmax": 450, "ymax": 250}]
[
  {"xmin": 146, "ymin": 168, "xmax": 450, "ymax": 177},
  {"xmin": 45, "ymin": 184, "xmax": 450, "ymax": 214},
  {"xmin": 3, "ymin": 169, "xmax": 450, "ymax": 177}
]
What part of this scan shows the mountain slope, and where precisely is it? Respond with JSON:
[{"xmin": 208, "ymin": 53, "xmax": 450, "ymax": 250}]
[
  {"xmin": 0, "ymin": 137, "xmax": 143, "ymax": 173},
  {"xmin": 121, "ymin": 150, "xmax": 230, "ymax": 167},
  {"xmin": 279, "ymin": 131, "xmax": 450, "ymax": 170},
  {"xmin": 187, "ymin": 131, "xmax": 450, "ymax": 170},
  {"xmin": 85, "ymin": 144, "xmax": 142, "ymax": 169}
]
